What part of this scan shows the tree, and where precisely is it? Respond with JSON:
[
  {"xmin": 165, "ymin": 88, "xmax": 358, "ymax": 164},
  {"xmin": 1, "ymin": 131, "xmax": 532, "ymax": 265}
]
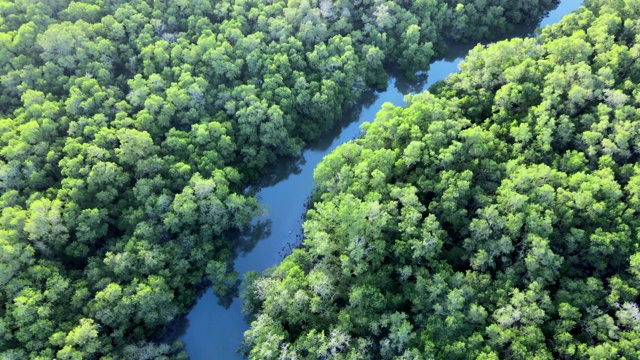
[{"xmin": 242, "ymin": 2, "xmax": 640, "ymax": 358}]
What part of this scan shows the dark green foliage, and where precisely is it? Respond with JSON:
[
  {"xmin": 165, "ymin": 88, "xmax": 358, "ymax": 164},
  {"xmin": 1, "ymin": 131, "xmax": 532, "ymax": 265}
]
[
  {"xmin": 0, "ymin": 0, "xmax": 559, "ymax": 357},
  {"xmin": 242, "ymin": 1, "xmax": 640, "ymax": 359}
]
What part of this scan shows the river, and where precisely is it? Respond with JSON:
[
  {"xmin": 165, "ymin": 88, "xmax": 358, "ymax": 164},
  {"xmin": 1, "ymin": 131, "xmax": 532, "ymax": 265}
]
[{"xmin": 177, "ymin": 1, "xmax": 584, "ymax": 358}]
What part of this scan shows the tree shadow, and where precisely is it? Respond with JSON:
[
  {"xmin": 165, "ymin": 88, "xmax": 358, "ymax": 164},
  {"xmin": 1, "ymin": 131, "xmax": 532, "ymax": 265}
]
[
  {"xmin": 232, "ymin": 218, "xmax": 272, "ymax": 257},
  {"xmin": 307, "ymin": 87, "xmax": 379, "ymax": 152},
  {"xmin": 214, "ymin": 279, "xmax": 241, "ymax": 309},
  {"xmin": 388, "ymin": 68, "xmax": 430, "ymax": 95}
]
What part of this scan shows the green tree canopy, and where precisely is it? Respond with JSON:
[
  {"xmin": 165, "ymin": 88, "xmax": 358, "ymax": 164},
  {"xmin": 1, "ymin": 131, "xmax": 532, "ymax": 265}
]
[{"xmin": 242, "ymin": 1, "xmax": 640, "ymax": 359}]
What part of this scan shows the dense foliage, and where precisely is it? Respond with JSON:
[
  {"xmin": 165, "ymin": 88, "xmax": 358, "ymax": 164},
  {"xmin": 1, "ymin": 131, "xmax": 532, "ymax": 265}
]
[
  {"xmin": 0, "ymin": 0, "xmax": 559, "ymax": 358},
  {"xmin": 241, "ymin": 1, "xmax": 640, "ymax": 358}
]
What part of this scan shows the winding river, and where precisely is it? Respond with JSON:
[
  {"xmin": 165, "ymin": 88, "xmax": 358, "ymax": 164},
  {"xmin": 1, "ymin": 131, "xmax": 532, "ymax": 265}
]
[{"xmin": 177, "ymin": 1, "xmax": 584, "ymax": 358}]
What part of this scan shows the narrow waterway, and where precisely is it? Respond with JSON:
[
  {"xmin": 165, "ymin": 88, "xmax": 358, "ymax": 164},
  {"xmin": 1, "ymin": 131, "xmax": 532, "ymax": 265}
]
[{"xmin": 178, "ymin": 2, "xmax": 584, "ymax": 358}]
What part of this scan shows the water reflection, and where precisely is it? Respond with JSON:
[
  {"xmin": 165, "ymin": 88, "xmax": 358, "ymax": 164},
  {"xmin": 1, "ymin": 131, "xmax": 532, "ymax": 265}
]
[
  {"xmin": 307, "ymin": 88, "xmax": 380, "ymax": 152},
  {"xmin": 233, "ymin": 219, "xmax": 273, "ymax": 257}
]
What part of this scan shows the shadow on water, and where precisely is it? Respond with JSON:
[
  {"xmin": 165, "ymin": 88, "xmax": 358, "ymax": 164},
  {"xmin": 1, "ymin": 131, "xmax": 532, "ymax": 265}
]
[
  {"xmin": 220, "ymin": 216, "xmax": 278, "ymax": 306},
  {"xmin": 307, "ymin": 88, "xmax": 379, "ymax": 152},
  {"xmin": 215, "ymin": 280, "xmax": 240, "ymax": 309},
  {"xmin": 390, "ymin": 71, "xmax": 430, "ymax": 95},
  {"xmin": 232, "ymin": 219, "xmax": 273, "ymax": 257},
  {"xmin": 251, "ymin": 155, "xmax": 304, "ymax": 190},
  {"xmin": 176, "ymin": 1, "xmax": 584, "ymax": 358},
  {"xmin": 252, "ymin": 86, "xmax": 379, "ymax": 189}
]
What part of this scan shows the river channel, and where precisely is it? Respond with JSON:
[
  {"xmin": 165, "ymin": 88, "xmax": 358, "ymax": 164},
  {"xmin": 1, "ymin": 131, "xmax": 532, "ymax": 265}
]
[{"xmin": 178, "ymin": 1, "xmax": 584, "ymax": 358}]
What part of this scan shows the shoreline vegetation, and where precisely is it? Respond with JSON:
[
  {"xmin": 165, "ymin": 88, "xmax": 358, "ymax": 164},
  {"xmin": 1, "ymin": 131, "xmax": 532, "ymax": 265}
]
[
  {"xmin": 241, "ymin": 1, "xmax": 640, "ymax": 358},
  {"xmin": 0, "ymin": 0, "xmax": 569, "ymax": 358}
]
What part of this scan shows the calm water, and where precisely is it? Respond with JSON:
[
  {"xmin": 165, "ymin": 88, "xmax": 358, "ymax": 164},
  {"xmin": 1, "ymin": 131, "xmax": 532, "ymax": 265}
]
[{"xmin": 178, "ymin": 1, "xmax": 584, "ymax": 358}]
